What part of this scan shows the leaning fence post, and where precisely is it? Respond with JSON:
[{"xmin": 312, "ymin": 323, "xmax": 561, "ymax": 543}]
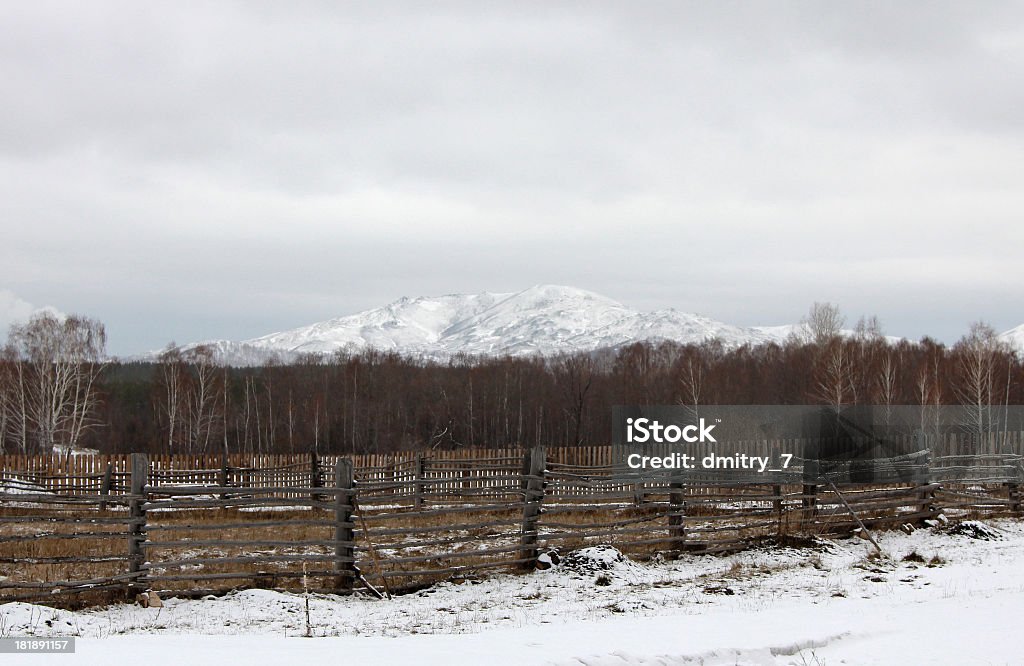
[
  {"xmin": 334, "ymin": 458, "xmax": 355, "ymax": 591},
  {"xmin": 128, "ymin": 453, "xmax": 149, "ymax": 597},
  {"xmin": 519, "ymin": 446, "xmax": 546, "ymax": 569},
  {"xmin": 99, "ymin": 462, "xmax": 113, "ymax": 512}
]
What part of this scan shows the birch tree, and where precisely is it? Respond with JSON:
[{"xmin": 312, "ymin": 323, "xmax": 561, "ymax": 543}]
[
  {"xmin": 6, "ymin": 312, "xmax": 106, "ymax": 454},
  {"xmin": 953, "ymin": 322, "xmax": 1007, "ymax": 438},
  {"xmin": 185, "ymin": 345, "xmax": 221, "ymax": 454},
  {"xmin": 813, "ymin": 338, "xmax": 857, "ymax": 411},
  {"xmin": 158, "ymin": 344, "xmax": 187, "ymax": 454}
]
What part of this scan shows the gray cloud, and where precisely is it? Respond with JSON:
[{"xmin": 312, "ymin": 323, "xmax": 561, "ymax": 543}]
[
  {"xmin": 1, "ymin": 2, "xmax": 1021, "ymax": 354},
  {"xmin": 0, "ymin": 289, "xmax": 65, "ymax": 336}
]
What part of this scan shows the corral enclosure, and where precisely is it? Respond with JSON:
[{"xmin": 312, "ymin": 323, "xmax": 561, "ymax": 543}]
[{"xmin": 2, "ymin": 433, "xmax": 1023, "ymax": 608}]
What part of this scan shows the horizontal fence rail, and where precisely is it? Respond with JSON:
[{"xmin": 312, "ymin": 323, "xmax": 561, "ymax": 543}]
[{"xmin": 2, "ymin": 434, "xmax": 1023, "ymax": 607}]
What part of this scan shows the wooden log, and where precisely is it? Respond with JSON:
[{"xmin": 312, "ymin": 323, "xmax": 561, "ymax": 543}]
[
  {"xmin": 98, "ymin": 462, "xmax": 113, "ymax": 511},
  {"xmin": 128, "ymin": 453, "xmax": 148, "ymax": 596},
  {"xmin": 801, "ymin": 483, "xmax": 817, "ymax": 530},
  {"xmin": 413, "ymin": 453, "xmax": 425, "ymax": 511},
  {"xmin": 310, "ymin": 451, "xmax": 322, "ymax": 504},
  {"xmin": 519, "ymin": 446, "xmax": 545, "ymax": 569},
  {"xmin": 145, "ymin": 538, "xmax": 354, "ymax": 549},
  {"xmin": 218, "ymin": 452, "xmax": 229, "ymax": 500},
  {"xmin": 1007, "ymin": 482, "xmax": 1021, "ymax": 515},
  {"xmin": 0, "ymin": 516, "xmax": 140, "ymax": 525},
  {"xmin": 145, "ymin": 519, "xmax": 342, "ymax": 532},
  {"xmin": 362, "ymin": 518, "xmax": 522, "ymax": 538},
  {"xmin": 334, "ymin": 458, "xmax": 355, "ymax": 591},
  {"xmin": 145, "ymin": 485, "xmax": 354, "ymax": 495},
  {"xmin": 142, "ymin": 497, "xmax": 346, "ymax": 511},
  {"xmin": 143, "ymin": 554, "xmax": 355, "ymax": 570},
  {"xmin": 361, "ymin": 501, "xmax": 524, "ymax": 522},
  {"xmin": 0, "ymin": 555, "xmax": 130, "ymax": 564},
  {"xmin": 0, "ymin": 532, "xmax": 130, "ymax": 544}
]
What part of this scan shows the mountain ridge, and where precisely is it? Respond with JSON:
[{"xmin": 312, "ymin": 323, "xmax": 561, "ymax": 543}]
[{"xmin": 136, "ymin": 285, "xmax": 1021, "ymax": 365}]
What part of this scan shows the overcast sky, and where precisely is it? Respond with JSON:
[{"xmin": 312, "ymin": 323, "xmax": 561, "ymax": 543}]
[{"xmin": 1, "ymin": 2, "xmax": 1022, "ymax": 356}]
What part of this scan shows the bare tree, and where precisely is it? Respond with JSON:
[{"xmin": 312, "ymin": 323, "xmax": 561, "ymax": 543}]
[
  {"xmin": 851, "ymin": 315, "xmax": 897, "ymax": 421},
  {"xmin": 0, "ymin": 347, "xmax": 16, "ymax": 453},
  {"xmin": 854, "ymin": 315, "xmax": 884, "ymax": 342},
  {"xmin": 1, "ymin": 344, "xmax": 30, "ymax": 454},
  {"xmin": 953, "ymin": 321, "xmax": 1007, "ymax": 437},
  {"xmin": 185, "ymin": 345, "xmax": 222, "ymax": 454},
  {"xmin": 6, "ymin": 312, "xmax": 106, "ymax": 454},
  {"xmin": 813, "ymin": 339, "xmax": 857, "ymax": 411},
  {"xmin": 678, "ymin": 346, "xmax": 707, "ymax": 420},
  {"xmin": 802, "ymin": 302, "xmax": 845, "ymax": 346},
  {"xmin": 915, "ymin": 342, "xmax": 944, "ymax": 439},
  {"xmin": 552, "ymin": 354, "xmax": 594, "ymax": 447},
  {"xmin": 873, "ymin": 348, "xmax": 899, "ymax": 425},
  {"xmin": 158, "ymin": 344, "xmax": 187, "ymax": 454}
]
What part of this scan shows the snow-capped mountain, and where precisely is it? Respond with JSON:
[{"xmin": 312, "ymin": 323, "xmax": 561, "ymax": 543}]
[
  {"xmin": 1000, "ymin": 324, "xmax": 1024, "ymax": 354},
  {"xmin": 142, "ymin": 285, "xmax": 828, "ymax": 365}
]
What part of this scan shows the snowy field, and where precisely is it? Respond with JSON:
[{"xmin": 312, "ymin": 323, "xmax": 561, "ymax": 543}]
[{"xmin": 3, "ymin": 518, "xmax": 1023, "ymax": 665}]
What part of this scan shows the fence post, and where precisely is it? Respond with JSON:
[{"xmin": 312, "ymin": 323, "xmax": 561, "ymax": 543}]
[
  {"xmin": 1008, "ymin": 482, "xmax": 1021, "ymax": 516},
  {"xmin": 919, "ymin": 448, "xmax": 935, "ymax": 520},
  {"xmin": 773, "ymin": 484, "xmax": 783, "ymax": 535},
  {"xmin": 218, "ymin": 452, "xmax": 229, "ymax": 500},
  {"xmin": 99, "ymin": 462, "xmax": 113, "ymax": 512},
  {"xmin": 668, "ymin": 474, "xmax": 686, "ymax": 554},
  {"xmin": 310, "ymin": 451, "xmax": 323, "ymax": 504},
  {"xmin": 334, "ymin": 459, "xmax": 355, "ymax": 591},
  {"xmin": 519, "ymin": 446, "xmax": 546, "ymax": 569},
  {"xmin": 802, "ymin": 439, "xmax": 818, "ymax": 531},
  {"xmin": 519, "ymin": 450, "xmax": 531, "ymax": 492},
  {"xmin": 632, "ymin": 479, "xmax": 644, "ymax": 507},
  {"xmin": 128, "ymin": 453, "xmax": 149, "ymax": 597},
  {"xmin": 770, "ymin": 443, "xmax": 782, "ymax": 535},
  {"xmin": 413, "ymin": 453, "xmax": 425, "ymax": 511},
  {"xmin": 801, "ymin": 483, "xmax": 817, "ymax": 530}
]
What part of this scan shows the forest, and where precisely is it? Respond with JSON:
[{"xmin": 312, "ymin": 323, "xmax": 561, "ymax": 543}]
[{"xmin": 1, "ymin": 307, "xmax": 1020, "ymax": 456}]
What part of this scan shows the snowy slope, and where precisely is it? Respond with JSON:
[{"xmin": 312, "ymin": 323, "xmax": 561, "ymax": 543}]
[
  {"xmin": 1000, "ymin": 323, "xmax": 1024, "ymax": 354},
  {"xmin": 146, "ymin": 285, "xmax": 853, "ymax": 365},
  {"xmin": 438, "ymin": 286, "xmax": 635, "ymax": 356},
  {"xmin": 247, "ymin": 292, "xmax": 507, "ymax": 356}
]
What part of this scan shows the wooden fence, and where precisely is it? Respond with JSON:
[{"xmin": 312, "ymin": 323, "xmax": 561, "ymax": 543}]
[
  {"xmin": 4, "ymin": 432, "xmax": 1022, "ymax": 496},
  {"xmin": 1, "ymin": 440, "xmax": 1022, "ymax": 607}
]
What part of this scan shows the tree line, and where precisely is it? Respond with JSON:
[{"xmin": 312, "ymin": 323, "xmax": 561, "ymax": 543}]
[{"xmin": 0, "ymin": 305, "xmax": 1020, "ymax": 456}]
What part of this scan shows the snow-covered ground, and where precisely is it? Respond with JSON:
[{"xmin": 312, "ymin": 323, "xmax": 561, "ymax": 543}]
[{"xmin": 3, "ymin": 519, "xmax": 1023, "ymax": 664}]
